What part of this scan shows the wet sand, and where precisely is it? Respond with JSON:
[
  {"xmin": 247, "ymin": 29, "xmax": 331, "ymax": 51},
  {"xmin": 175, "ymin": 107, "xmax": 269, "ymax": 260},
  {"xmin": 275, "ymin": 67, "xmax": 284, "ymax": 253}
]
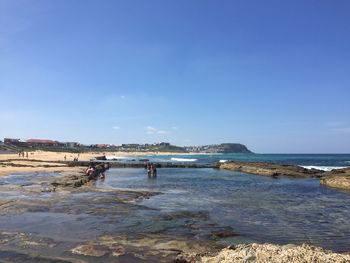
[{"xmin": 0, "ymin": 163, "xmax": 82, "ymax": 177}]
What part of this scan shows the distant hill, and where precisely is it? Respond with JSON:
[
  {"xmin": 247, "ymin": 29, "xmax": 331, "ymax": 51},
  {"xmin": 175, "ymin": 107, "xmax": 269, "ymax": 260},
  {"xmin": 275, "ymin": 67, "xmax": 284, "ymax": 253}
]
[
  {"xmin": 185, "ymin": 143, "xmax": 253, "ymax": 154},
  {"xmin": 0, "ymin": 139, "xmax": 252, "ymax": 154},
  {"xmin": 148, "ymin": 143, "xmax": 188, "ymax": 153},
  {"xmin": 215, "ymin": 143, "xmax": 252, "ymax": 153}
]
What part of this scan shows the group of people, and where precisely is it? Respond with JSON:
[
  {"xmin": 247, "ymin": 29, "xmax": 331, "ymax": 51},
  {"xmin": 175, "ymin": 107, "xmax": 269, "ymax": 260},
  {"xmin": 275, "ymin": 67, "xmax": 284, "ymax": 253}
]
[
  {"xmin": 85, "ymin": 162, "xmax": 110, "ymax": 181},
  {"xmin": 18, "ymin": 151, "xmax": 29, "ymax": 158},
  {"xmin": 64, "ymin": 154, "xmax": 79, "ymax": 161},
  {"xmin": 145, "ymin": 162, "xmax": 157, "ymax": 177}
]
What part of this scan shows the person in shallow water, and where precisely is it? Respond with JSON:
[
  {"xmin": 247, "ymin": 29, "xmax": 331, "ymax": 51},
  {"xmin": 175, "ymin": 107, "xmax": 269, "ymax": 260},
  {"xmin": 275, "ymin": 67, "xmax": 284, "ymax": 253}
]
[
  {"xmin": 99, "ymin": 163, "xmax": 110, "ymax": 179},
  {"xmin": 85, "ymin": 162, "xmax": 110, "ymax": 181},
  {"xmin": 85, "ymin": 164, "xmax": 95, "ymax": 178},
  {"xmin": 147, "ymin": 163, "xmax": 157, "ymax": 177}
]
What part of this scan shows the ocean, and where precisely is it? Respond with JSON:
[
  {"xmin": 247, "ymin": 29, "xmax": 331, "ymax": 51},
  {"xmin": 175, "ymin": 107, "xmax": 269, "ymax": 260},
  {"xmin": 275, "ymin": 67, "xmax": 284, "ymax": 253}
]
[{"xmin": 110, "ymin": 153, "xmax": 350, "ymax": 171}]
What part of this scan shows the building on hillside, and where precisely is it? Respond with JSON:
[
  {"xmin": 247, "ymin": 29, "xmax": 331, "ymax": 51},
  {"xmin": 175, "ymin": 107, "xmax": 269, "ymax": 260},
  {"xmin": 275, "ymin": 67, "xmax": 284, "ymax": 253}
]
[
  {"xmin": 4, "ymin": 138, "xmax": 28, "ymax": 147},
  {"xmin": 94, "ymin": 144, "xmax": 110, "ymax": 148},
  {"xmin": 4, "ymin": 138, "xmax": 20, "ymax": 145},
  {"xmin": 122, "ymin": 144, "xmax": 140, "ymax": 148},
  {"xmin": 159, "ymin": 142, "xmax": 170, "ymax": 147},
  {"xmin": 26, "ymin": 139, "xmax": 61, "ymax": 147},
  {"xmin": 64, "ymin": 142, "xmax": 79, "ymax": 148}
]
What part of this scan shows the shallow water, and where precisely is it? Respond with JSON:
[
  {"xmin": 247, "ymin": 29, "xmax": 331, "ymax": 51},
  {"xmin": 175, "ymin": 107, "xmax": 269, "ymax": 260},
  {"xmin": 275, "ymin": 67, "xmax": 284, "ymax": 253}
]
[
  {"xmin": 0, "ymin": 168, "xmax": 349, "ymax": 262},
  {"xmin": 98, "ymin": 168, "xmax": 350, "ymax": 252},
  {"xmin": 0, "ymin": 171, "xmax": 221, "ymax": 262}
]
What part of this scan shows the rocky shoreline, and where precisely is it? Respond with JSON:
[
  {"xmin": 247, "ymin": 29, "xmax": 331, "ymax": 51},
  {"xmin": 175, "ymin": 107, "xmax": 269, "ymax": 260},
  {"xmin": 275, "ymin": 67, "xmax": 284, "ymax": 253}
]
[
  {"xmin": 2, "ymin": 157, "xmax": 350, "ymax": 192},
  {"xmin": 218, "ymin": 161, "xmax": 350, "ymax": 191},
  {"xmin": 178, "ymin": 243, "xmax": 350, "ymax": 263},
  {"xmin": 1, "ymin": 168, "xmax": 348, "ymax": 262},
  {"xmin": 320, "ymin": 167, "xmax": 350, "ymax": 191},
  {"xmin": 218, "ymin": 161, "xmax": 324, "ymax": 178},
  {"xmin": 0, "ymin": 169, "xmax": 228, "ymax": 262},
  {"xmin": 1, "ymin": 157, "xmax": 350, "ymax": 261}
]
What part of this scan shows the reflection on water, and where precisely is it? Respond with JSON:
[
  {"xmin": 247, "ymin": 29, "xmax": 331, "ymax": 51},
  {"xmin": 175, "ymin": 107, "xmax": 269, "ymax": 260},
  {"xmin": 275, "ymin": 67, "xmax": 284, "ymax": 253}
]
[
  {"xmin": 98, "ymin": 168, "xmax": 350, "ymax": 251},
  {"xmin": 0, "ymin": 167, "xmax": 349, "ymax": 262}
]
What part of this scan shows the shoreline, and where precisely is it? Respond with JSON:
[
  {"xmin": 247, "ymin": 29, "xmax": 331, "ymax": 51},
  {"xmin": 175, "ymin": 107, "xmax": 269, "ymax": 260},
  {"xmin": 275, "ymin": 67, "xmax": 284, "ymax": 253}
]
[
  {"xmin": 0, "ymin": 150, "xmax": 183, "ymax": 177},
  {"xmin": 0, "ymin": 158, "xmax": 350, "ymax": 261},
  {"xmin": 1, "ymin": 152, "xmax": 350, "ymax": 191},
  {"xmin": 0, "ymin": 150, "xmax": 187, "ymax": 162},
  {"xmin": 219, "ymin": 161, "xmax": 350, "ymax": 191}
]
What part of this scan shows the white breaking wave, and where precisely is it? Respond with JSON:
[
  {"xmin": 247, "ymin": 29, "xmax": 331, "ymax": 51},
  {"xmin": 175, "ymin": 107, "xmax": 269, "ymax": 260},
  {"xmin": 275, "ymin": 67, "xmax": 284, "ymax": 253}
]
[
  {"xmin": 301, "ymin": 166, "xmax": 348, "ymax": 172},
  {"xmin": 171, "ymin": 157, "xmax": 197, "ymax": 162},
  {"xmin": 219, "ymin": 160, "xmax": 228, "ymax": 163}
]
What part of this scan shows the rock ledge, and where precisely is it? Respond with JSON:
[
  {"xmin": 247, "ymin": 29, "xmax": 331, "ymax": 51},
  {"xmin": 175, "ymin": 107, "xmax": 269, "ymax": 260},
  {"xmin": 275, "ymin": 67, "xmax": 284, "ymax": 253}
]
[{"xmin": 219, "ymin": 161, "xmax": 323, "ymax": 178}]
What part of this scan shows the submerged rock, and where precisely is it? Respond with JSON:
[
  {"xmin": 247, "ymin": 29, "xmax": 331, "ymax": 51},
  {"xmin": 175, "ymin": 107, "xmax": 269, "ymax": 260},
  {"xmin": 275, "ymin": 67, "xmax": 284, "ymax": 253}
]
[
  {"xmin": 71, "ymin": 243, "xmax": 110, "ymax": 257},
  {"xmin": 51, "ymin": 174, "xmax": 88, "ymax": 189},
  {"xmin": 210, "ymin": 228, "xmax": 238, "ymax": 239},
  {"xmin": 98, "ymin": 234, "xmax": 215, "ymax": 259}
]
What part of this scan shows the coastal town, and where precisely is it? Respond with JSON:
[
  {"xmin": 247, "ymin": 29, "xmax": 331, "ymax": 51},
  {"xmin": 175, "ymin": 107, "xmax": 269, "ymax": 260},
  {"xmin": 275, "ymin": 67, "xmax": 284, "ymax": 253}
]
[
  {"xmin": 1, "ymin": 137, "xmax": 349, "ymax": 193},
  {"xmin": 0, "ymin": 137, "xmax": 252, "ymax": 154}
]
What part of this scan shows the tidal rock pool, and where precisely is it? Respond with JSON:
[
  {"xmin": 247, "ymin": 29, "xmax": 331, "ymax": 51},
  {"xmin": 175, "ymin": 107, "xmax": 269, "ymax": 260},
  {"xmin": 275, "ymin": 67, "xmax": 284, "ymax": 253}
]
[
  {"xmin": 98, "ymin": 168, "xmax": 350, "ymax": 252},
  {"xmin": 0, "ymin": 168, "xmax": 349, "ymax": 262}
]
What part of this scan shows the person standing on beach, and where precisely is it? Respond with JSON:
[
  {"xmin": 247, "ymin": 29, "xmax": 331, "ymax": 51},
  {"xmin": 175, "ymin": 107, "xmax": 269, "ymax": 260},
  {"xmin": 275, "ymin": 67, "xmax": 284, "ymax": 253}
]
[
  {"xmin": 26, "ymin": 152, "xmax": 28, "ymax": 158},
  {"xmin": 64, "ymin": 155, "xmax": 66, "ymax": 161}
]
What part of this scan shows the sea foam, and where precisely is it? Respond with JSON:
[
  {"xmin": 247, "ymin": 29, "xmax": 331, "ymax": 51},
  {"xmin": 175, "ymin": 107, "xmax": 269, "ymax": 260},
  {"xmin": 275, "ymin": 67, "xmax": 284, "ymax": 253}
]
[
  {"xmin": 171, "ymin": 157, "xmax": 197, "ymax": 162},
  {"xmin": 301, "ymin": 166, "xmax": 348, "ymax": 172}
]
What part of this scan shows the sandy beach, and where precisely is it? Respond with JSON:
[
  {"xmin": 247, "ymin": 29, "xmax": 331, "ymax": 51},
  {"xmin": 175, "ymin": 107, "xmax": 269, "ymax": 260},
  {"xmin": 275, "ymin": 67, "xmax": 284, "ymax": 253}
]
[
  {"xmin": 0, "ymin": 150, "xmax": 184, "ymax": 176},
  {"xmin": 0, "ymin": 150, "xmax": 170, "ymax": 162}
]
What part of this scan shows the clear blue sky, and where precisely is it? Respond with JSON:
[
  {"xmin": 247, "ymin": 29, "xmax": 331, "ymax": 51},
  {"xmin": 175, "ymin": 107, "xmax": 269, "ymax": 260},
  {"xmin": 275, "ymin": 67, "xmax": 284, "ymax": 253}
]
[{"xmin": 1, "ymin": 0, "xmax": 350, "ymax": 153}]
